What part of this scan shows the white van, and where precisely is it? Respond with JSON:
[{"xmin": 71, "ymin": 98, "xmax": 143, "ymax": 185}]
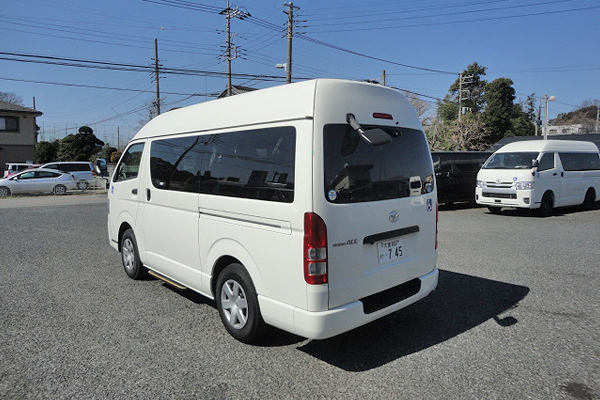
[
  {"xmin": 475, "ymin": 140, "xmax": 600, "ymax": 216},
  {"xmin": 108, "ymin": 79, "xmax": 439, "ymax": 342}
]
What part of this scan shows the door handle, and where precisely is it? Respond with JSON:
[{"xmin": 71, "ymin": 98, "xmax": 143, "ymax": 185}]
[
  {"xmin": 552, "ymin": 173, "xmax": 557, "ymax": 176},
  {"xmin": 146, "ymin": 188, "xmax": 151, "ymax": 201},
  {"xmin": 131, "ymin": 189, "xmax": 138, "ymax": 195}
]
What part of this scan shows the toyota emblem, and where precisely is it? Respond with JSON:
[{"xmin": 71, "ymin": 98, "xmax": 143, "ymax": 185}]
[{"xmin": 389, "ymin": 210, "xmax": 399, "ymax": 223}]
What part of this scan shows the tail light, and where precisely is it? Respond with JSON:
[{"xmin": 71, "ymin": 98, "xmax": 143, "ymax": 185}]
[{"xmin": 304, "ymin": 212, "xmax": 328, "ymax": 285}]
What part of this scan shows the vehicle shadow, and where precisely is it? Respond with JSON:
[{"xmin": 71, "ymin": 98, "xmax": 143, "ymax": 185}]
[
  {"xmin": 484, "ymin": 202, "xmax": 600, "ymax": 218},
  {"xmin": 297, "ymin": 270, "xmax": 529, "ymax": 371}
]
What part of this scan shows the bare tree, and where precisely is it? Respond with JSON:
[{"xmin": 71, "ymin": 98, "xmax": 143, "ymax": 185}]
[
  {"xmin": 403, "ymin": 91, "xmax": 432, "ymax": 126},
  {"xmin": 0, "ymin": 91, "xmax": 24, "ymax": 106}
]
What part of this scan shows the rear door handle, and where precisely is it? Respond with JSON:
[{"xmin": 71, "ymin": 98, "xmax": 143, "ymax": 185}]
[{"xmin": 146, "ymin": 188, "xmax": 151, "ymax": 201}]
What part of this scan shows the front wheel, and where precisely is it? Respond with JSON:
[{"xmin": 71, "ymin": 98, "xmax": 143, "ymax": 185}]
[
  {"xmin": 121, "ymin": 229, "xmax": 146, "ymax": 279},
  {"xmin": 538, "ymin": 192, "xmax": 554, "ymax": 217},
  {"xmin": 487, "ymin": 206, "xmax": 502, "ymax": 214},
  {"xmin": 216, "ymin": 263, "xmax": 266, "ymax": 343},
  {"xmin": 0, "ymin": 186, "xmax": 10, "ymax": 197}
]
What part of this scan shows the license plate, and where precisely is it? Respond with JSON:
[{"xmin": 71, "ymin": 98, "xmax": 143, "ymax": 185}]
[{"xmin": 377, "ymin": 239, "xmax": 404, "ymax": 264}]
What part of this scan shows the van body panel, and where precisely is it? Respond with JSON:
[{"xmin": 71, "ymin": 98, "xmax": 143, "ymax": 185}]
[
  {"xmin": 109, "ymin": 79, "xmax": 439, "ymax": 340},
  {"xmin": 476, "ymin": 140, "xmax": 600, "ymax": 210}
]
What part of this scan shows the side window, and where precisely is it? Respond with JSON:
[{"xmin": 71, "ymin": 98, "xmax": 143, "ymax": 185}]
[
  {"xmin": 150, "ymin": 136, "xmax": 201, "ymax": 193},
  {"xmin": 538, "ymin": 153, "xmax": 554, "ymax": 171},
  {"xmin": 149, "ymin": 127, "xmax": 296, "ymax": 202},
  {"xmin": 19, "ymin": 171, "xmax": 36, "ymax": 180},
  {"xmin": 38, "ymin": 171, "xmax": 60, "ymax": 178},
  {"xmin": 114, "ymin": 143, "xmax": 145, "ymax": 182},
  {"xmin": 559, "ymin": 152, "xmax": 600, "ymax": 171}
]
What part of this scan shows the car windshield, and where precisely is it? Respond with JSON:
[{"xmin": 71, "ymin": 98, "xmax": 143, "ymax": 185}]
[
  {"xmin": 482, "ymin": 152, "xmax": 539, "ymax": 169},
  {"xmin": 323, "ymin": 124, "xmax": 434, "ymax": 203}
]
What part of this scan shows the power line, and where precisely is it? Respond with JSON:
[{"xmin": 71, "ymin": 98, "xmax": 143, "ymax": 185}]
[
  {"xmin": 0, "ymin": 51, "xmax": 291, "ymax": 81},
  {"xmin": 0, "ymin": 76, "xmax": 213, "ymax": 96}
]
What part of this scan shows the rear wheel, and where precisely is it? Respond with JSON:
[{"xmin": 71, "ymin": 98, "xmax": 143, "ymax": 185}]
[
  {"xmin": 0, "ymin": 186, "xmax": 11, "ymax": 197},
  {"xmin": 216, "ymin": 263, "xmax": 266, "ymax": 343},
  {"xmin": 76, "ymin": 180, "xmax": 89, "ymax": 190},
  {"xmin": 538, "ymin": 192, "xmax": 554, "ymax": 217},
  {"xmin": 53, "ymin": 185, "xmax": 67, "ymax": 195},
  {"xmin": 582, "ymin": 188, "xmax": 596, "ymax": 210},
  {"xmin": 121, "ymin": 229, "xmax": 146, "ymax": 279}
]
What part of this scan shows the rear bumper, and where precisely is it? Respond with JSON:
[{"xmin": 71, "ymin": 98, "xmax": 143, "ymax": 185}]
[{"xmin": 259, "ymin": 268, "xmax": 439, "ymax": 340}]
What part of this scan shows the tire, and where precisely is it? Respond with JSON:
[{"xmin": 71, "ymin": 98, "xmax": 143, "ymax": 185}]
[
  {"xmin": 582, "ymin": 188, "xmax": 596, "ymax": 210},
  {"xmin": 53, "ymin": 185, "xmax": 67, "ymax": 195},
  {"xmin": 487, "ymin": 206, "xmax": 502, "ymax": 214},
  {"xmin": 538, "ymin": 192, "xmax": 554, "ymax": 217},
  {"xmin": 0, "ymin": 186, "xmax": 10, "ymax": 198},
  {"xmin": 76, "ymin": 180, "xmax": 89, "ymax": 190},
  {"xmin": 121, "ymin": 229, "xmax": 146, "ymax": 279},
  {"xmin": 216, "ymin": 263, "xmax": 266, "ymax": 343}
]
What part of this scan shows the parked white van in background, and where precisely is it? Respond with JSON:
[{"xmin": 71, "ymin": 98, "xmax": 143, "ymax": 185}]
[
  {"xmin": 476, "ymin": 140, "xmax": 600, "ymax": 216},
  {"xmin": 108, "ymin": 79, "xmax": 439, "ymax": 343}
]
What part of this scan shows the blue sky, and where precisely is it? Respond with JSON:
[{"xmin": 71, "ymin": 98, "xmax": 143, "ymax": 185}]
[{"xmin": 2, "ymin": 0, "xmax": 599, "ymax": 146}]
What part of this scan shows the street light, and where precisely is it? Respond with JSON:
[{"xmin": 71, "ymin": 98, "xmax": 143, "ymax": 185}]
[{"xmin": 543, "ymin": 95, "xmax": 555, "ymax": 140}]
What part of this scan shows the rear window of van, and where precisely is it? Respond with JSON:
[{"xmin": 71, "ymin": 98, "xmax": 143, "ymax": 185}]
[{"xmin": 323, "ymin": 124, "xmax": 434, "ymax": 203}]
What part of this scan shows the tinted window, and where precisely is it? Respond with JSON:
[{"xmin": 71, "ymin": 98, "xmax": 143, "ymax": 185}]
[
  {"xmin": 559, "ymin": 152, "xmax": 600, "ymax": 171},
  {"xmin": 150, "ymin": 127, "xmax": 296, "ymax": 203},
  {"xmin": 324, "ymin": 124, "xmax": 434, "ymax": 203},
  {"xmin": 114, "ymin": 143, "xmax": 145, "ymax": 182},
  {"xmin": 538, "ymin": 152, "xmax": 554, "ymax": 171}
]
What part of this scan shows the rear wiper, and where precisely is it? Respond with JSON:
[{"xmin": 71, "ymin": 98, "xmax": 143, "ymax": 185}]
[{"xmin": 346, "ymin": 114, "xmax": 392, "ymax": 146}]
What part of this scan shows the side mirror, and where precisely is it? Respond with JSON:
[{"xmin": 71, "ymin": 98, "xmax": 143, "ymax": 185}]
[{"xmin": 531, "ymin": 159, "xmax": 539, "ymax": 176}]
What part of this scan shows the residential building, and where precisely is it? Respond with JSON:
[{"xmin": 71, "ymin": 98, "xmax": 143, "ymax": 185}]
[{"xmin": 0, "ymin": 101, "xmax": 43, "ymax": 168}]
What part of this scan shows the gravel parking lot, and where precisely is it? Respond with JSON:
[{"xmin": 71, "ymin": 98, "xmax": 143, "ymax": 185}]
[{"xmin": 1, "ymin": 196, "xmax": 598, "ymax": 399}]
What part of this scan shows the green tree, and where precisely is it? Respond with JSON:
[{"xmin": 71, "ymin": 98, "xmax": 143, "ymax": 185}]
[
  {"xmin": 35, "ymin": 140, "xmax": 60, "ymax": 163},
  {"xmin": 438, "ymin": 62, "xmax": 488, "ymax": 122},
  {"xmin": 56, "ymin": 129, "xmax": 105, "ymax": 161},
  {"xmin": 481, "ymin": 78, "xmax": 516, "ymax": 144}
]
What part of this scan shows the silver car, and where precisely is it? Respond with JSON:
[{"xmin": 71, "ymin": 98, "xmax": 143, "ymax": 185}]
[{"xmin": 0, "ymin": 168, "xmax": 76, "ymax": 197}]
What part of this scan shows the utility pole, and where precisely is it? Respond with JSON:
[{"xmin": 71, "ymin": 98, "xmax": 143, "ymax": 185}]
[
  {"xmin": 284, "ymin": 3, "xmax": 299, "ymax": 84},
  {"xmin": 153, "ymin": 38, "xmax": 161, "ymax": 116},
  {"xmin": 458, "ymin": 72, "xmax": 463, "ymax": 121},
  {"xmin": 596, "ymin": 101, "xmax": 600, "ymax": 133},
  {"xmin": 458, "ymin": 73, "xmax": 474, "ymax": 121},
  {"xmin": 220, "ymin": 2, "xmax": 250, "ymax": 96},
  {"xmin": 381, "ymin": 70, "xmax": 387, "ymax": 86}
]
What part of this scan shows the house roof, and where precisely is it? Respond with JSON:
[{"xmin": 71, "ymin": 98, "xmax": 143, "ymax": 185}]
[
  {"xmin": 217, "ymin": 85, "xmax": 258, "ymax": 99},
  {"xmin": 0, "ymin": 100, "xmax": 43, "ymax": 116}
]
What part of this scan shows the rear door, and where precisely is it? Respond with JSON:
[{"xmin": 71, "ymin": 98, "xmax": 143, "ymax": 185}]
[{"xmin": 319, "ymin": 124, "xmax": 437, "ymax": 309}]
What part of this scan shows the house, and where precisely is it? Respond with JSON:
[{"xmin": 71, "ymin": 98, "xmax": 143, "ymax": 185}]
[
  {"xmin": 0, "ymin": 101, "xmax": 43, "ymax": 169},
  {"xmin": 217, "ymin": 85, "xmax": 258, "ymax": 99},
  {"xmin": 547, "ymin": 123, "xmax": 596, "ymax": 135}
]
